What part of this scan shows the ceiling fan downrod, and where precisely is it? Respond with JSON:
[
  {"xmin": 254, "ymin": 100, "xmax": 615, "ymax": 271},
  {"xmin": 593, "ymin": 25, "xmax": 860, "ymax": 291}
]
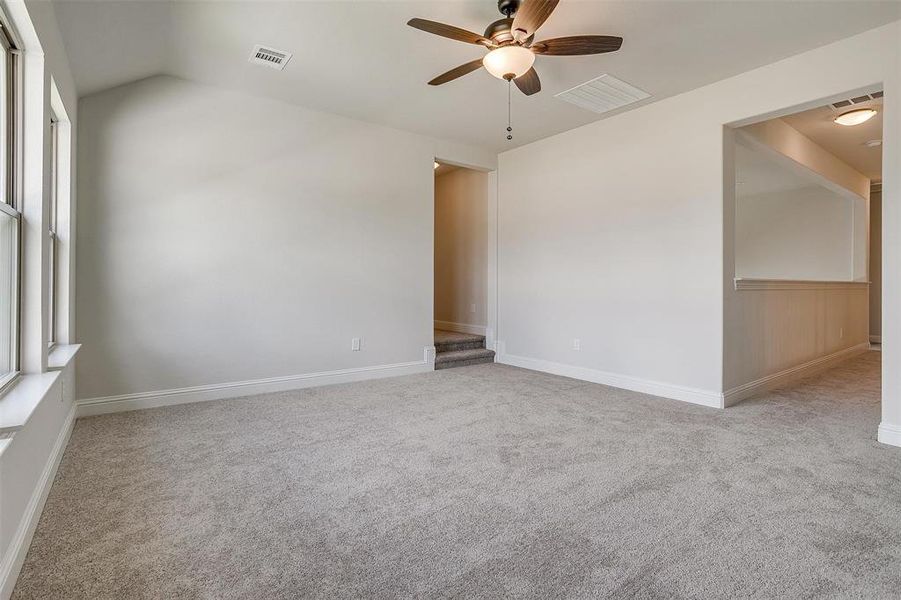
[
  {"xmin": 497, "ymin": 0, "xmax": 520, "ymax": 18},
  {"xmin": 506, "ymin": 78, "xmax": 513, "ymax": 141}
]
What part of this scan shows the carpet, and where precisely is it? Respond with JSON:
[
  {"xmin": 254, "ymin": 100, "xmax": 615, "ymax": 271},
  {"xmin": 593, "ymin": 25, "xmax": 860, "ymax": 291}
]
[{"xmin": 12, "ymin": 352, "xmax": 901, "ymax": 598}]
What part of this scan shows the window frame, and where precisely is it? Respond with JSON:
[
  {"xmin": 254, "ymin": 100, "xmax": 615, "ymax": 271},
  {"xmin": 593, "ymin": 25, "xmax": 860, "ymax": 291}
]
[{"xmin": 0, "ymin": 21, "xmax": 21, "ymax": 394}]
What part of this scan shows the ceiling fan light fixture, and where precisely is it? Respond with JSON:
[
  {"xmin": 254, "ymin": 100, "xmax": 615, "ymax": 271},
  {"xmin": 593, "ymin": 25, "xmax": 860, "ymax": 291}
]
[
  {"xmin": 834, "ymin": 108, "xmax": 877, "ymax": 126},
  {"xmin": 483, "ymin": 45, "xmax": 535, "ymax": 80}
]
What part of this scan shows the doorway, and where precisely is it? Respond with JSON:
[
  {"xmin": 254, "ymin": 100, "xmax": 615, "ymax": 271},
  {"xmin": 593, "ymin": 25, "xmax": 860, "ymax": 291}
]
[
  {"xmin": 433, "ymin": 160, "xmax": 495, "ymax": 370},
  {"xmin": 723, "ymin": 89, "xmax": 883, "ymax": 407}
]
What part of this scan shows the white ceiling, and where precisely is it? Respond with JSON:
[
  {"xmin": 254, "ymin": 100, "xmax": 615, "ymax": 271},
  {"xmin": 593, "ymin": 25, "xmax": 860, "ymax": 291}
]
[
  {"xmin": 52, "ymin": 0, "xmax": 901, "ymax": 152},
  {"xmin": 783, "ymin": 98, "xmax": 884, "ymax": 181}
]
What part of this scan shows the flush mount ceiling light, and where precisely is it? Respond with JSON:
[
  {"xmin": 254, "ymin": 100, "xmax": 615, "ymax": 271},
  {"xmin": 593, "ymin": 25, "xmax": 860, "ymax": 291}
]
[
  {"xmin": 834, "ymin": 108, "xmax": 877, "ymax": 126},
  {"xmin": 864, "ymin": 139, "xmax": 883, "ymax": 148},
  {"xmin": 482, "ymin": 46, "xmax": 535, "ymax": 80}
]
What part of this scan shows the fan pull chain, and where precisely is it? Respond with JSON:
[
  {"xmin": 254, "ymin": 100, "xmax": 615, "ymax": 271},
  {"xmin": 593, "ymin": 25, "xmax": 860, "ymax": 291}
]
[{"xmin": 506, "ymin": 79, "xmax": 513, "ymax": 141}]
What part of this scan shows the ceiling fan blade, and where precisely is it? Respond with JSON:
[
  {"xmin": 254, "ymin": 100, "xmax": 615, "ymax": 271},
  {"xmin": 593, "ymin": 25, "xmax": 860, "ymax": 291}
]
[
  {"xmin": 511, "ymin": 0, "xmax": 559, "ymax": 42},
  {"xmin": 531, "ymin": 35, "xmax": 623, "ymax": 56},
  {"xmin": 514, "ymin": 67, "xmax": 541, "ymax": 95},
  {"xmin": 407, "ymin": 18, "xmax": 490, "ymax": 46},
  {"xmin": 428, "ymin": 59, "xmax": 485, "ymax": 86}
]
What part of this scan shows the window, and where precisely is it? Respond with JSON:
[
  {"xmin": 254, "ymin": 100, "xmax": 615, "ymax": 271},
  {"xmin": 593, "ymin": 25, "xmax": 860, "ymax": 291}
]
[
  {"xmin": 0, "ymin": 24, "xmax": 18, "ymax": 388},
  {"xmin": 49, "ymin": 117, "xmax": 57, "ymax": 347}
]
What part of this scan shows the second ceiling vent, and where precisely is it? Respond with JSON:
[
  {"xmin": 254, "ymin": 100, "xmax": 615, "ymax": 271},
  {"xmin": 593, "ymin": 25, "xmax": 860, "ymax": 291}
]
[
  {"xmin": 830, "ymin": 91, "xmax": 882, "ymax": 110},
  {"xmin": 249, "ymin": 45, "xmax": 293, "ymax": 71}
]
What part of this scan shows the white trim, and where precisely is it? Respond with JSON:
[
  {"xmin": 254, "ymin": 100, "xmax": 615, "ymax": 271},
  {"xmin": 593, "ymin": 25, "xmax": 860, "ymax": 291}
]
[
  {"xmin": 870, "ymin": 335, "xmax": 882, "ymax": 344},
  {"xmin": 722, "ymin": 342, "xmax": 869, "ymax": 407},
  {"xmin": 47, "ymin": 343, "xmax": 80, "ymax": 371},
  {"xmin": 0, "ymin": 372, "xmax": 61, "ymax": 434},
  {"xmin": 734, "ymin": 278, "xmax": 870, "ymax": 291},
  {"xmin": 434, "ymin": 320, "xmax": 487, "ymax": 336},
  {"xmin": 0, "ymin": 404, "xmax": 76, "ymax": 600},
  {"xmin": 496, "ymin": 350, "xmax": 722, "ymax": 408},
  {"xmin": 77, "ymin": 351, "xmax": 435, "ymax": 417},
  {"xmin": 877, "ymin": 422, "xmax": 901, "ymax": 447}
]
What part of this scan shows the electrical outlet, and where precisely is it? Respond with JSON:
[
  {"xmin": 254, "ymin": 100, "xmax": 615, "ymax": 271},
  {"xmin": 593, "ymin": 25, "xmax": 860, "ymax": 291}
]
[
  {"xmin": 470, "ymin": 303, "xmax": 477, "ymax": 314},
  {"xmin": 352, "ymin": 337, "xmax": 361, "ymax": 351},
  {"xmin": 572, "ymin": 339, "xmax": 581, "ymax": 351}
]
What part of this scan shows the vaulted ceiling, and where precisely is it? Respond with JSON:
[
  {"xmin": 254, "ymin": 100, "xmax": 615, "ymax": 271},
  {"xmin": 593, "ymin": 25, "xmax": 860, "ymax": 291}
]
[{"xmin": 52, "ymin": 0, "xmax": 901, "ymax": 151}]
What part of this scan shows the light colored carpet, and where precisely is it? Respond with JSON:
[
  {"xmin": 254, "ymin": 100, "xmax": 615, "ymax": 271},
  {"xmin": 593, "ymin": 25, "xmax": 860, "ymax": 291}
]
[{"xmin": 12, "ymin": 352, "xmax": 901, "ymax": 598}]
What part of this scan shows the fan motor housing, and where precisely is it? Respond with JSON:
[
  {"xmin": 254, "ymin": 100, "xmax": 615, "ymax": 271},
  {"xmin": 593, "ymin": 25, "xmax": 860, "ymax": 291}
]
[
  {"xmin": 484, "ymin": 18, "xmax": 514, "ymax": 44},
  {"xmin": 485, "ymin": 17, "xmax": 533, "ymax": 46}
]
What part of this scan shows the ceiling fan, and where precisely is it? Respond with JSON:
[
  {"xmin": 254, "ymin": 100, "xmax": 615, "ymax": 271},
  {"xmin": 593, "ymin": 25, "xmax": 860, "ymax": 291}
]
[{"xmin": 408, "ymin": 0, "xmax": 623, "ymax": 96}]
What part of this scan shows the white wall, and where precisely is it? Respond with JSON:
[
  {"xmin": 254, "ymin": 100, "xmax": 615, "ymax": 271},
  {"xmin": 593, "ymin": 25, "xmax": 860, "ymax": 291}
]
[
  {"xmin": 735, "ymin": 119, "xmax": 870, "ymax": 282},
  {"xmin": 736, "ymin": 186, "xmax": 855, "ymax": 281},
  {"xmin": 76, "ymin": 75, "xmax": 494, "ymax": 402},
  {"xmin": 434, "ymin": 168, "xmax": 489, "ymax": 333},
  {"xmin": 496, "ymin": 22, "xmax": 898, "ymax": 411}
]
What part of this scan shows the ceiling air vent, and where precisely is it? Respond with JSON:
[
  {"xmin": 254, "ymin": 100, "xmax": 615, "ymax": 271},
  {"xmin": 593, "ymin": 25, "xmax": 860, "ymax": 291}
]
[
  {"xmin": 830, "ymin": 92, "xmax": 881, "ymax": 110},
  {"xmin": 249, "ymin": 45, "xmax": 292, "ymax": 71},
  {"xmin": 555, "ymin": 74, "xmax": 650, "ymax": 114}
]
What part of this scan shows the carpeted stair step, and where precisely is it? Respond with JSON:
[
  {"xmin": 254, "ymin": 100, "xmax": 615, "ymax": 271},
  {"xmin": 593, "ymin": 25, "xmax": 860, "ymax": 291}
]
[
  {"xmin": 434, "ymin": 330, "xmax": 486, "ymax": 354},
  {"xmin": 435, "ymin": 348, "xmax": 496, "ymax": 370}
]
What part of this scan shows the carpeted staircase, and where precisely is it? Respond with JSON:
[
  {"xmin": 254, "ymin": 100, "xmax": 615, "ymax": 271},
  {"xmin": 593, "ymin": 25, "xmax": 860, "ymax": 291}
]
[{"xmin": 434, "ymin": 329, "xmax": 495, "ymax": 370}]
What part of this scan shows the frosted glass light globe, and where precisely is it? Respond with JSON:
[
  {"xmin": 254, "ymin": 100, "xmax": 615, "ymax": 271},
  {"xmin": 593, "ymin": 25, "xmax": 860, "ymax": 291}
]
[
  {"xmin": 483, "ymin": 46, "xmax": 535, "ymax": 80},
  {"xmin": 834, "ymin": 109, "xmax": 877, "ymax": 126}
]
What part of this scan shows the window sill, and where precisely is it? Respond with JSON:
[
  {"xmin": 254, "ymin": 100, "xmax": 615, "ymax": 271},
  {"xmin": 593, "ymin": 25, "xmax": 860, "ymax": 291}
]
[
  {"xmin": 0, "ymin": 371, "xmax": 61, "ymax": 435},
  {"xmin": 48, "ymin": 343, "xmax": 81, "ymax": 371},
  {"xmin": 734, "ymin": 278, "xmax": 870, "ymax": 291},
  {"xmin": 0, "ymin": 345, "xmax": 80, "ymax": 438}
]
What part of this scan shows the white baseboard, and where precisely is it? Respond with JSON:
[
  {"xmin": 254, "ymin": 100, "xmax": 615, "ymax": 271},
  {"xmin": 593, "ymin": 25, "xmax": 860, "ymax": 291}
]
[
  {"xmin": 878, "ymin": 422, "xmax": 901, "ymax": 447},
  {"xmin": 496, "ymin": 350, "xmax": 722, "ymax": 408},
  {"xmin": 434, "ymin": 320, "xmax": 487, "ymax": 336},
  {"xmin": 870, "ymin": 335, "xmax": 882, "ymax": 344},
  {"xmin": 77, "ymin": 349, "xmax": 435, "ymax": 417},
  {"xmin": 722, "ymin": 342, "xmax": 869, "ymax": 407},
  {"xmin": 0, "ymin": 404, "xmax": 76, "ymax": 600}
]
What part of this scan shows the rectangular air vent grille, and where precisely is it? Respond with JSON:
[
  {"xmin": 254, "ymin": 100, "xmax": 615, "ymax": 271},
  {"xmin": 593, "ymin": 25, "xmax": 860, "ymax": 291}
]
[
  {"xmin": 249, "ymin": 45, "xmax": 292, "ymax": 71},
  {"xmin": 830, "ymin": 92, "xmax": 881, "ymax": 110},
  {"xmin": 555, "ymin": 74, "xmax": 650, "ymax": 115}
]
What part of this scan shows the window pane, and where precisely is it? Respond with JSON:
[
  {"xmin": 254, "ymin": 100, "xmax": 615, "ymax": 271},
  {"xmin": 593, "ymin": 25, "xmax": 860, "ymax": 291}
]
[
  {"xmin": 50, "ymin": 121, "xmax": 57, "ymax": 229},
  {"xmin": 0, "ymin": 210, "xmax": 17, "ymax": 375},
  {"xmin": 48, "ymin": 232, "xmax": 55, "ymax": 345},
  {"xmin": 0, "ymin": 44, "xmax": 7, "ymax": 205}
]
